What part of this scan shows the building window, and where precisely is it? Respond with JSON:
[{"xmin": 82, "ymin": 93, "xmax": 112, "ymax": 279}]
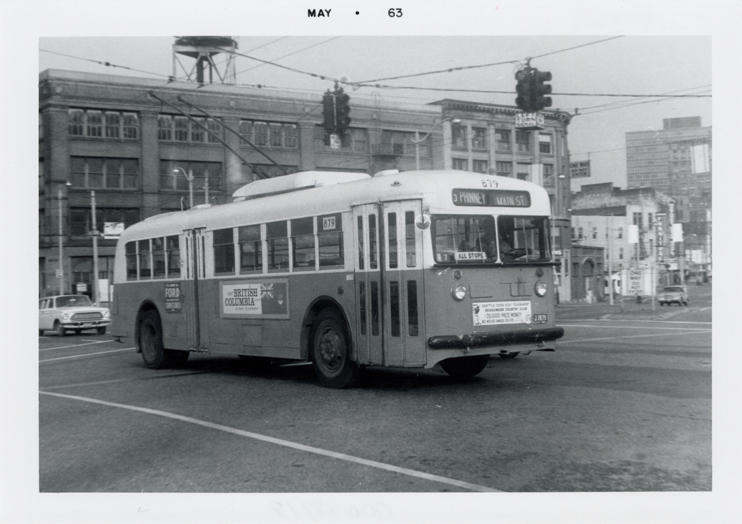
[
  {"xmin": 472, "ymin": 159, "xmax": 488, "ymax": 173},
  {"xmin": 618, "ymin": 227, "xmax": 623, "ymax": 239},
  {"xmin": 516, "ymin": 130, "xmax": 531, "ymax": 152},
  {"xmin": 70, "ymin": 157, "xmax": 139, "ymax": 190},
  {"xmin": 159, "ymin": 160, "xmax": 223, "ymax": 192},
  {"xmin": 592, "ymin": 227, "xmax": 598, "ymax": 239},
  {"xmin": 471, "ymin": 127, "xmax": 487, "ymax": 150},
  {"xmin": 314, "ymin": 126, "xmax": 368, "ymax": 153},
  {"xmin": 496, "ymin": 161, "xmax": 512, "ymax": 177},
  {"xmin": 190, "ymin": 118, "xmax": 205, "ymax": 142},
  {"xmin": 452, "ymin": 124, "xmax": 467, "ymax": 150},
  {"xmin": 174, "ymin": 116, "xmax": 189, "ymax": 142},
  {"xmin": 207, "ymin": 118, "xmax": 222, "ymax": 143},
  {"xmin": 158, "ymin": 114, "xmax": 222, "ymax": 143},
  {"xmin": 158, "ymin": 115, "xmax": 173, "ymax": 141},
  {"xmin": 539, "ymin": 133, "xmax": 553, "ymax": 154},
  {"xmin": 452, "ymin": 158, "xmax": 468, "ymax": 171},
  {"xmin": 238, "ymin": 120, "xmax": 299, "ymax": 149},
  {"xmin": 542, "ymin": 164, "xmax": 555, "ymax": 186},
  {"xmin": 496, "ymin": 129, "xmax": 511, "ymax": 152},
  {"xmin": 516, "ymin": 163, "xmax": 531, "ymax": 181},
  {"xmin": 69, "ymin": 109, "xmax": 138, "ymax": 140},
  {"xmin": 70, "ymin": 207, "xmax": 139, "ymax": 236}
]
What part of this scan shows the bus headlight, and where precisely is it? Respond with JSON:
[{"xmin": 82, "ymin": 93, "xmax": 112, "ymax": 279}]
[
  {"xmin": 452, "ymin": 285, "xmax": 467, "ymax": 301},
  {"xmin": 534, "ymin": 281, "xmax": 548, "ymax": 297}
]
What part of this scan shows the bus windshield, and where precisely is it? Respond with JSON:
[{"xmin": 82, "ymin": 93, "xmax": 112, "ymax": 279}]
[{"xmin": 431, "ymin": 215, "xmax": 550, "ymax": 264}]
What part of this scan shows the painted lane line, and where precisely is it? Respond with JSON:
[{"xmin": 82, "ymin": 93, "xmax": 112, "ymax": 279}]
[
  {"xmin": 39, "ymin": 391, "xmax": 500, "ymax": 493},
  {"xmin": 39, "ymin": 347, "xmax": 134, "ymax": 363},
  {"xmin": 565, "ymin": 330, "xmax": 711, "ymax": 345},
  {"xmin": 39, "ymin": 340, "xmax": 111, "ymax": 352},
  {"xmin": 42, "ymin": 371, "xmax": 208, "ymax": 390}
]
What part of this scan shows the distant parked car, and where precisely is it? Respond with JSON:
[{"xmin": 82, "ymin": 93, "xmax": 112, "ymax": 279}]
[
  {"xmin": 39, "ymin": 295, "xmax": 111, "ymax": 336},
  {"xmin": 658, "ymin": 285, "xmax": 689, "ymax": 306}
]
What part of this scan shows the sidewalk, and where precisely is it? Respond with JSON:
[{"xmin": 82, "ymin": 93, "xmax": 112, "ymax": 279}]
[{"xmin": 556, "ymin": 296, "xmax": 687, "ymax": 321}]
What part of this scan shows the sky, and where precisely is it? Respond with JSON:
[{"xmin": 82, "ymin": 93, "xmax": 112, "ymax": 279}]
[
  {"xmin": 5, "ymin": 1, "xmax": 742, "ymax": 522},
  {"xmin": 37, "ymin": 34, "xmax": 712, "ymax": 192}
]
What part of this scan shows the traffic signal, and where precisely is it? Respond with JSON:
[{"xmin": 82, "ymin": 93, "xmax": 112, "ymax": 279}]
[
  {"xmin": 334, "ymin": 87, "xmax": 351, "ymax": 138},
  {"xmin": 515, "ymin": 68, "xmax": 533, "ymax": 111},
  {"xmin": 532, "ymin": 69, "xmax": 553, "ymax": 111},
  {"xmin": 321, "ymin": 90, "xmax": 336, "ymax": 134}
]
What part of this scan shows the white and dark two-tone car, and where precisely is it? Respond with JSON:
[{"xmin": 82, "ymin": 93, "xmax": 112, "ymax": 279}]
[{"xmin": 39, "ymin": 295, "xmax": 110, "ymax": 336}]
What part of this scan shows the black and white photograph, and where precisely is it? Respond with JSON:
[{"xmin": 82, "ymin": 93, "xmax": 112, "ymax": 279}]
[{"xmin": 3, "ymin": 0, "xmax": 739, "ymax": 522}]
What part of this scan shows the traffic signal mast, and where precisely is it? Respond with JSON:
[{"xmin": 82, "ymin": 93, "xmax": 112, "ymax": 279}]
[
  {"xmin": 514, "ymin": 66, "xmax": 552, "ymax": 112},
  {"xmin": 321, "ymin": 84, "xmax": 352, "ymax": 145}
]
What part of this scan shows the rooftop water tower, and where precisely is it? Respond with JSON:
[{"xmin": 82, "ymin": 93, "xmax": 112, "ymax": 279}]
[{"xmin": 172, "ymin": 36, "xmax": 238, "ymax": 84}]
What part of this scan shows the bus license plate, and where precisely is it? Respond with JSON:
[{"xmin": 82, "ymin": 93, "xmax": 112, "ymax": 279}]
[{"xmin": 533, "ymin": 314, "xmax": 547, "ymax": 324}]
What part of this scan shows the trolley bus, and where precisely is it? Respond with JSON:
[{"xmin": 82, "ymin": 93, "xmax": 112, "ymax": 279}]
[{"xmin": 110, "ymin": 169, "xmax": 563, "ymax": 388}]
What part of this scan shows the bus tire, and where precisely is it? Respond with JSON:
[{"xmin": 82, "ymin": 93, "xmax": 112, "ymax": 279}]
[
  {"xmin": 310, "ymin": 309, "xmax": 361, "ymax": 388},
  {"xmin": 440, "ymin": 355, "xmax": 490, "ymax": 378},
  {"xmin": 138, "ymin": 310, "xmax": 168, "ymax": 369}
]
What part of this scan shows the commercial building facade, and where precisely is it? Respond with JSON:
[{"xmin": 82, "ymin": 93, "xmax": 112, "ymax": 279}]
[
  {"xmin": 39, "ymin": 69, "xmax": 443, "ymax": 298},
  {"xmin": 39, "ymin": 70, "xmax": 575, "ymax": 301}
]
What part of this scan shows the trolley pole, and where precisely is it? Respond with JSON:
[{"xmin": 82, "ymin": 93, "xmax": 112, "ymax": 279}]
[{"xmin": 91, "ymin": 190, "xmax": 100, "ymax": 306}]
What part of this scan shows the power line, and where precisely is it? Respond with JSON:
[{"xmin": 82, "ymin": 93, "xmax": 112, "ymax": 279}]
[{"xmin": 236, "ymin": 37, "xmax": 342, "ymax": 76}]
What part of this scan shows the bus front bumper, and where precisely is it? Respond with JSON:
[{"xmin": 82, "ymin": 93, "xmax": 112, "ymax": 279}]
[{"xmin": 427, "ymin": 327, "xmax": 564, "ymax": 350}]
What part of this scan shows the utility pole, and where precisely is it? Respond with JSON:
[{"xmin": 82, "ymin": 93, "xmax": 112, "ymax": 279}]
[
  {"xmin": 91, "ymin": 190, "xmax": 100, "ymax": 306},
  {"xmin": 58, "ymin": 189, "xmax": 64, "ymax": 295}
]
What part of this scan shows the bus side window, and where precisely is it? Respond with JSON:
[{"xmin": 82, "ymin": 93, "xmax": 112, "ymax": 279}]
[
  {"xmin": 267, "ymin": 221, "xmax": 289, "ymax": 272},
  {"xmin": 138, "ymin": 239, "xmax": 151, "ymax": 279},
  {"xmin": 152, "ymin": 237, "xmax": 166, "ymax": 277},
  {"xmin": 126, "ymin": 241, "xmax": 137, "ymax": 280},
  {"xmin": 238, "ymin": 225, "xmax": 262, "ymax": 273},
  {"xmin": 213, "ymin": 228, "xmax": 235, "ymax": 275},
  {"xmin": 292, "ymin": 217, "xmax": 315, "ymax": 271},
  {"xmin": 166, "ymin": 235, "xmax": 180, "ymax": 278},
  {"xmin": 319, "ymin": 213, "xmax": 343, "ymax": 269}
]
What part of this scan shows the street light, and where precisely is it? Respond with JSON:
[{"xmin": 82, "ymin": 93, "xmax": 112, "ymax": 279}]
[
  {"xmin": 410, "ymin": 117, "xmax": 460, "ymax": 171},
  {"xmin": 172, "ymin": 167, "xmax": 194, "ymax": 209}
]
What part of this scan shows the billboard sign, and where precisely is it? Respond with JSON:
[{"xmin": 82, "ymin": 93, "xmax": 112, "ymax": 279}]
[{"xmin": 570, "ymin": 160, "xmax": 591, "ymax": 178}]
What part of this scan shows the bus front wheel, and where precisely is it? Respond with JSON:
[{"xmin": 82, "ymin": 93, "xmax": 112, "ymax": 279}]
[
  {"xmin": 138, "ymin": 310, "xmax": 189, "ymax": 369},
  {"xmin": 440, "ymin": 355, "xmax": 490, "ymax": 378},
  {"xmin": 310, "ymin": 309, "xmax": 361, "ymax": 388}
]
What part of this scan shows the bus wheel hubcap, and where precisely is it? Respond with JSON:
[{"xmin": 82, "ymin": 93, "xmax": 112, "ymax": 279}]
[{"xmin": 319, "ymin": 328, "xmax": 342, "ymax": 371}]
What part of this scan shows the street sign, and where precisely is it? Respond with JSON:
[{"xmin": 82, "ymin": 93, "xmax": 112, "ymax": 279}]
[
  {"xmin": 329, "ymin": 134, "xmax": 342, "ymax": 149},
  {"xmin": 55, "ymin": 269, "xmax": 63, "ymax": 279},
  {"xmin": 103, "ymin": 222, "xmax": 125, "ymax": 239},
  {"xmin": 515, "ymin": 112, "xmax": 545, "ymax": 130},
  {"xmin": 628, "ymin": 269, "xmax": 642, "ymax": 294}
]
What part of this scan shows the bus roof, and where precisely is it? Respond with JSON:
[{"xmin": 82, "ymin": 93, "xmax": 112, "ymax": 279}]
[{"xmin": 118, "ymin": 170, "xmax": 552, "ymax": 243}]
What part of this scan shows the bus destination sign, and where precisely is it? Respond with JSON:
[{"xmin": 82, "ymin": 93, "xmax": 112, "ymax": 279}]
[{"xmin": 452, "ymin": 189, "xmax": 531, "ymax": 208}]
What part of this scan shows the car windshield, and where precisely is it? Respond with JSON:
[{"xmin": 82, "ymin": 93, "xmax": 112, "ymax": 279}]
[
  {"xmin": 431, "ymin": 214, "xmax": 551, "ymax": 264},
  {"xmin": 55, "ymin": 295, "xmax": 93, "ymax": 308},
  {"xmin": 663, "ymin": 287, "xmax": 685, "ymax": 293}
]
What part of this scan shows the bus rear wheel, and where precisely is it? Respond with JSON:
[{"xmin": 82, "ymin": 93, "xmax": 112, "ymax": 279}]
[
  {"xmin": 310, "ymin": 309, "xmax": 361, "ymax": 388},
  {"xmin": 138, "ymin": 310, "xmax": 189, "ymax": 369},
  {"xmin": 440, "ymin": 355, "xmax": 490, "ymax": 378}
]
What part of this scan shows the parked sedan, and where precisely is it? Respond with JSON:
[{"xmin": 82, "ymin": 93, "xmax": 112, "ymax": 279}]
[
  {"xmin": 658, "ymin": 285, "xmax": 689, "ymax": 306},
  {"xmin": 39, "ymin": 295, "xmax": 110, "ymax": 336}
]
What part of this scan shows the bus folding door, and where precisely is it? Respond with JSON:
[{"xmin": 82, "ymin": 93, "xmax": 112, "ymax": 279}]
[
  {"xmin": 352, "ymin": 201, "xmax": 426, "ymax": 368},
  {"xmin": 380, "ymin": 200, "xmax": 426, "ymax": 367},
  {"xmin": 182, "ymin": 228, "xmax": 210, "ymax": 352}
]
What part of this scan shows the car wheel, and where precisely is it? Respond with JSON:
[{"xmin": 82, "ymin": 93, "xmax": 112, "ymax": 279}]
[
  {"xmin": 54, "ymin": 321, "xmax": 65, "ymax": 337},
  {"xmin": 498, "ymin": 352, "xmax": 520, "ymax": 359},
  {"xmin": 310, "ymin": 309, "xmax": 361, "ymax": 388},
  {"xmin": 440, "ymin": 355, "xmax": 490, "ymax": 377},
  {"xmin": 97, "ymin": 326, "xmax": 107, "ymax": 335}
]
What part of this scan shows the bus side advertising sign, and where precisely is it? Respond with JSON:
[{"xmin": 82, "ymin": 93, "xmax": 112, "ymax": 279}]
[{"xmin": 219, "ymin": 280, "xmax": 289, "ymax": 319}]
